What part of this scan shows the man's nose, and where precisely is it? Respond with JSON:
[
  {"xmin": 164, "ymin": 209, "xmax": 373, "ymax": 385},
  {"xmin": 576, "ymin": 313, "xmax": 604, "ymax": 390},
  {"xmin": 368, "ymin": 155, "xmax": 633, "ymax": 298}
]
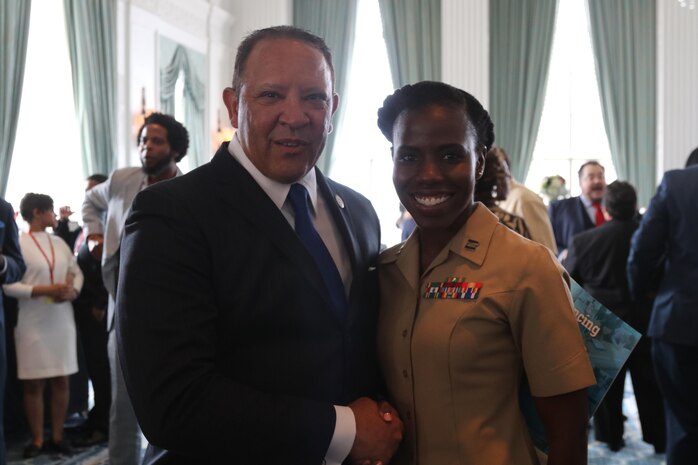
[{"xmin": 279, "ymin": 98, "xmax": 310, "ymax": 129}]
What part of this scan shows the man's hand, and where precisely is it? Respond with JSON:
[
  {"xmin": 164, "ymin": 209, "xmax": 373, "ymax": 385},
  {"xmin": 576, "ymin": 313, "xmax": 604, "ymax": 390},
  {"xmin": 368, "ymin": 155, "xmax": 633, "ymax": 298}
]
[
  {"xmin": 91, "ymin": 306, "xmax": 106, "ymax": 322},
  {"xmin": 59, "ymin": 206, "xmax": 74, "ymax": 220},
  {"xmin": 348, "ymin": 397, "xmax": 403, "ymax": 465},
  {"xmin": 87, "ymin": 234, "xmax": 104, "ymax": 261}
]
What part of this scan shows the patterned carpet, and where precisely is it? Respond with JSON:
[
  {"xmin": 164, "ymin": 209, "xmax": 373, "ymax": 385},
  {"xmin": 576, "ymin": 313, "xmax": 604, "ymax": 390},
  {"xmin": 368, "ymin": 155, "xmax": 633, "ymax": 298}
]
[
  {"xmin": 588, "ymin": 376, "xmax": 666, "ymax": 465},
  {"xmin": 6, "ymin": 442, "xmax": 107, "ymax": 465},
  {"xmin": 7, "ymin": 376, "xmax": 665, "ymax": 465}
]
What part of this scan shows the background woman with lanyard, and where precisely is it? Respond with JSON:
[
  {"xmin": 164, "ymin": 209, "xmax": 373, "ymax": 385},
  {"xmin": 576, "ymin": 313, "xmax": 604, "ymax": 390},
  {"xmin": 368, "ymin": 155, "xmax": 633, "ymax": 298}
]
[{"xmin": 3, "ymin": 193, "xmax": 83, "ymax": 458}]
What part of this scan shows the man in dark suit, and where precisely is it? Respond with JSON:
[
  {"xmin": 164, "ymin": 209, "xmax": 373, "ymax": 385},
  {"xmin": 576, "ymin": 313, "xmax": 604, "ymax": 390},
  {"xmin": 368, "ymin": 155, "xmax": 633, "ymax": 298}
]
[
  {"xmin": 0, "ymin": 197, "xmax": 27, "ymax": 463},
  {"xmin": 116, "ymin": 26, "xmax": 402, "ymax": 465},
  {"xmin": 549, "ymin": 161, "xmax": 607, "ymax": 258},
  {"xmin": 565, "ymin": 181, "xmax": 665, "ymax": 454},
  {"xmin": 628, "ymin": 163, "xmax": 698, "ymax": 465},
  {"xmin": 71, "ymin": 174, "xmax": 111, "ymax": 447}
]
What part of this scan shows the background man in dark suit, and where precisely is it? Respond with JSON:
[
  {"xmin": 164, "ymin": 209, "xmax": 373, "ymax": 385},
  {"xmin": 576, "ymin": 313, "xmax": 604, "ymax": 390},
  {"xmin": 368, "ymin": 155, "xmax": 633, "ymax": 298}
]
[
  {"xmin": 628, "ymin": 163, "xmax": 698, "ymax": 465},
  {"xmin": 564, "ymin": 181, "xmax": 665, "ymax": 454},
  {"xmin": 0, "ymin": 197, "xmax": 26, "ymax": 463},
  {"xmin": 549, "ymin": 160, "xmax": 607, "ymax": 259},
  {"xmin": 116, "ymin": 26, "xmax": 402, "ymax": 465},
  {"xmin": 70, "ymin": 174, "xmax": 111, "ymax": 447}
]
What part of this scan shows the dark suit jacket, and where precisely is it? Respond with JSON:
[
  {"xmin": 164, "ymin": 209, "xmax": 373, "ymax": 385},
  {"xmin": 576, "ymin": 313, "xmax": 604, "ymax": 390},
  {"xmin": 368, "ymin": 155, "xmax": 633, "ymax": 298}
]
[
  {"xmin": 549, "ymin": 196, "xmax": 594, "ymax": 254},
  {"xmin": 628, "ymin": 165, "xmax": 698, "ymax": 346},
  {"xmin": 564, "ymin": 219, "xmax": 647, "ymax": 328},
  {"xmin": 0, "ymin": 198, "xmax": 26, "ymax": 323},
  {"xmin": 115, "ymin": 144, "xmax": 382, "ymax": 464},
  {"xmin": 1, "ymin": 198, "xmax": 26, "ymax": 463}
]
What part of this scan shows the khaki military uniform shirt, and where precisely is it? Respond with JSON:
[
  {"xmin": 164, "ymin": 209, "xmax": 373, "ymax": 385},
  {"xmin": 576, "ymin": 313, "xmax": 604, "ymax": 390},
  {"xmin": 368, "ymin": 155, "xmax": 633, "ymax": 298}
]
[{"xmin": 378, "ymin": 204, "xmax": 595, "ymax": 465}]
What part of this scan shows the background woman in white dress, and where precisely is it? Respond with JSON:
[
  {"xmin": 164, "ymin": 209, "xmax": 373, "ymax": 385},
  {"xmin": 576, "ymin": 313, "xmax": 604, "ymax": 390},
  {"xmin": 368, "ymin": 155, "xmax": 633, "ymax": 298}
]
[{"xmin": 3, "ymin": 193, "xmax": 83, "ymax": 458}]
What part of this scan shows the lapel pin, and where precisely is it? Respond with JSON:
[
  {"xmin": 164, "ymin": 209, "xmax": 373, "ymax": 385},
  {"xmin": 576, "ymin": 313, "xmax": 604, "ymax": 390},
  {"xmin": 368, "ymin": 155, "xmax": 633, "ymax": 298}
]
[
  {"xmin": 464, "ymin": 239, "xmax": 480, "ymax": 252},
  {"xmin": 335, "ymin": 194, "xmax": 345, "ymax": 209}
]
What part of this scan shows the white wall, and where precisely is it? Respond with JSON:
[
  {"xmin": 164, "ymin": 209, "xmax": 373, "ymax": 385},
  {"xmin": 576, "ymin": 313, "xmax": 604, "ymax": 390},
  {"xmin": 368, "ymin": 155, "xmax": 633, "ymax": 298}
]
[
  {"xmin": 656, "ymin": 0, "xmax": 698, "ymax": 177},
  {"xmin": 116, "ymin": 0, "xmax": 291, "ymax": 168}
]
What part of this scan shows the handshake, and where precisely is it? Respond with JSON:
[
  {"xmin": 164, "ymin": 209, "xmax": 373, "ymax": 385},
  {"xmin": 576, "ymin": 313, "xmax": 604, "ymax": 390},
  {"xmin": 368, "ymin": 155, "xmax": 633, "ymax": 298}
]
[{"xmin": 348, "ymin": 397, "xmax": 404, "ymax": 465}]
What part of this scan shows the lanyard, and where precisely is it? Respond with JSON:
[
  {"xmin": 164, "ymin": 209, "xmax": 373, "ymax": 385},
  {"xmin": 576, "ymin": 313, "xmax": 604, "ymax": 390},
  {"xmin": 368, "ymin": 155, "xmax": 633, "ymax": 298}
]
[{"xmin": 28, "ymin": 231, "xmax": 56, "ymax": 284}]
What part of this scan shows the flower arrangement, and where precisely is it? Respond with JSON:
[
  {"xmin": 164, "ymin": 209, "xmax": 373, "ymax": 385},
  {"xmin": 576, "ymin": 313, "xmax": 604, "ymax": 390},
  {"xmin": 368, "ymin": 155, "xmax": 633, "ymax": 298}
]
[{"xmin": 541, "ymin": 175, "xmax": 569, "ymax": 201}]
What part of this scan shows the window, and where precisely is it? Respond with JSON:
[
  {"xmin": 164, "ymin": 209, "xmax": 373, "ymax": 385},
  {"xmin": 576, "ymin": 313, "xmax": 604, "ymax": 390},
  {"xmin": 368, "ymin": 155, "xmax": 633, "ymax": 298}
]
[
  {"xmin": 331, "ymin": 0, "xmax": 402, "ymax": 247},
  {"xmin": 6, "ymin": 0, "xmax": 84, "ymax": 227},
  {"xmin": 524, "ymin": 0, "xmax": 617, "ymax": 200}
]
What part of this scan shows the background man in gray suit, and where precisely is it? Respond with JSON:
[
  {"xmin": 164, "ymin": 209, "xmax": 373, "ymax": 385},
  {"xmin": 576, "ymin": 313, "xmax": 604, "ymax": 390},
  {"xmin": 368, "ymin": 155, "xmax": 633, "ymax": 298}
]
[
  {"xmin": 81, "ymin": 113, "xmax": 189, "ymax": 465},
  {"xmin": 628, "ymin": 159, "xmax": 698, "ymax": 465}
]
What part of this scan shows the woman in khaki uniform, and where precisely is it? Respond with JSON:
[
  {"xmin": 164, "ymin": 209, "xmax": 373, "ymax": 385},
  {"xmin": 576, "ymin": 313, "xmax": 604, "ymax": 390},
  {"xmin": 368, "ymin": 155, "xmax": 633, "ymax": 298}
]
[{"xmin": 375, "ymin": 81, "xmax": 595, "ymax": 465}]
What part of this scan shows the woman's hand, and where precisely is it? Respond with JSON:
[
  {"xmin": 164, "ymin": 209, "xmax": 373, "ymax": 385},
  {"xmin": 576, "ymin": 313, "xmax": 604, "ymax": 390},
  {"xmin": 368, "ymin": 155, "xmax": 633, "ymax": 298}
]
[
  {"xmin": 533, "ymin": 388, "xmax": 589, "ymax": 465},
  {"xmin": 31, "ymin": 283, "xmax": 78, "ymax": 302},
  {"xmin": 56, "ymin": 285, "xmax": 79, "ymax": 302}
]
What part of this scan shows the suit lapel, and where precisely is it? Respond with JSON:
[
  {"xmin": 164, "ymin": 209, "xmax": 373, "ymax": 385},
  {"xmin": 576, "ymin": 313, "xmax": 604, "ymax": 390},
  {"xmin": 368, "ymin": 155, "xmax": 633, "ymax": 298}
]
[
  {"xmin": 210, "ymin": 146, "xmax": 340, "ymax": 321},
  {"xmin": 316, "ymin": 171, "xmax": 358, "ymax": 276},
  {"xmin": 577, "ymin": 197, "xmax": 595, "ymax": 229}
]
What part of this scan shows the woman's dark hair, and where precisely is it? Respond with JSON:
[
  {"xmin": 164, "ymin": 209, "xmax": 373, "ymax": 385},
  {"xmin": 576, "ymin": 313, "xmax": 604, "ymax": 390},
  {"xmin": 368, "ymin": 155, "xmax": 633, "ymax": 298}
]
[
  {"xmin": 19, "ymin": 193, "xmax": 54, "ymax": 222},
  {"xmin": 232, "ymin": 26, "xmax": 335, "ymax": 95},
  {"xmin": 474, "ymin": 149, "xmax": 506, "ymax": 205},
  {"xmin": 686, "ymin": 147, "xmax": 698, "ymax": 168},
  {"xmin": 377, "ymin": 81, "xmax": 495, "ymax": 151},
  {"xmin": 87, "ymin": 174, "xmax": 108, "ymax": 184},
  {"xmin": 605, "ymin": 181, "xmax": 637, "ymax": 221},
  {"xmin": 136, "ymin": 112, "xmax": 190, "ymax": 161}
]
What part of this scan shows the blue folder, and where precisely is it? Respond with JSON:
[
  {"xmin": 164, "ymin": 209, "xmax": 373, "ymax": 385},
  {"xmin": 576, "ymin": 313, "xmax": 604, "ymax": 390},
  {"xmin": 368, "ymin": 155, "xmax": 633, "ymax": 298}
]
[{"xmin": 520, "ymin": 279, "xmax": 641, "ymax": 454}]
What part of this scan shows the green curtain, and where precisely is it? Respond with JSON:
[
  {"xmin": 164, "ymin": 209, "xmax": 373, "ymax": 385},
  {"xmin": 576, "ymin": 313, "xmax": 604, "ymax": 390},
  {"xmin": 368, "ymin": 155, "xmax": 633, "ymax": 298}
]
[
  {"xmin": 378, "ymin": 0, "xmax": 441, "ymax": 88},
  {"xmin": 160, "ymin": 45, "xmax": 206, "ymax": 168},
  {"xmin": 293, "ymin": 0, "xmax": 358, "ymax": 174},
  {"xmin": 587, "ymin": 0, "xmax": 656, "ymax": 207},
  {"xmin": 64, "ymin": 0, "xmax": 117, "ymax": 177},
  {"xmin": 1, "ymin": 0, "xmax": 32, "ymax": 197},
  {"xmin": 489, "ymin": 0, "xmax": 558, "ymax": 182}
]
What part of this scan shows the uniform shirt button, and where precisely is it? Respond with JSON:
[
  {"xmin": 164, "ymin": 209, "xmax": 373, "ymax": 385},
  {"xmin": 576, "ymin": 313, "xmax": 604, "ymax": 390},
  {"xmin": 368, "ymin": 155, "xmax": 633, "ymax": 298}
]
[
  {"xmin": 402, "ymin": 329, "xmax": 408, "ymax": 338},
  {"xmin": 402, "ymin": 369, "xmax": 409, "ymax": 378},
  {"xmin": 406, "ymin": 410, "xmax": 412, "ymax": 420}
]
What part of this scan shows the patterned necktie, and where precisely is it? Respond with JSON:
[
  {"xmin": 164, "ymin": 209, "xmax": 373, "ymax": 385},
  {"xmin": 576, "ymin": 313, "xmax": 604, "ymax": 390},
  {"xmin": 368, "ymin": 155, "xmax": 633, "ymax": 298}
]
[
  {"xmin": 593, "ymin": 201, "xmax": 605, "ymax": 226},
  {"xmin": 287, "ymin": 183, "xmax": 348, "ymax": 319}
]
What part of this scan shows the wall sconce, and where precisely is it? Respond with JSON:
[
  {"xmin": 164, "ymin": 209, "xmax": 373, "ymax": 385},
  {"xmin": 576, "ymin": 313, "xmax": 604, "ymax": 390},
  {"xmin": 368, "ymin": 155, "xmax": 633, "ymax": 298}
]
[
  {"xmin": 133, "ymin": 87, "xmax": 155, "ymax": 136},
  {"xmin": 214, "ymin": 109, "xmax": 235, "ymax": 146}
]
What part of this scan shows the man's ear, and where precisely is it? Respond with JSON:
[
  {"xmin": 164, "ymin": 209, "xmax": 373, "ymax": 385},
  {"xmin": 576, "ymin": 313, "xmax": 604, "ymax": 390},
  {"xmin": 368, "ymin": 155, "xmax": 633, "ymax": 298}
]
[
  {"xmin": 222, "ymin": 87, "xmax": 239, "ymax": 128},
  {"xmin": 331, "ymin": 93, "xmax": 339, "ymax": 117}
]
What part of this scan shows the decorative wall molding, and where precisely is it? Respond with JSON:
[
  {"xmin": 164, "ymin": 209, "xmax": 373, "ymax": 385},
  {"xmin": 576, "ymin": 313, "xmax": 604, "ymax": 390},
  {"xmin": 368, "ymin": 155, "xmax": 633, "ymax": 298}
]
[{"xmin": 132, "ymin": 0, "xmax": 210, "ymax": 38}]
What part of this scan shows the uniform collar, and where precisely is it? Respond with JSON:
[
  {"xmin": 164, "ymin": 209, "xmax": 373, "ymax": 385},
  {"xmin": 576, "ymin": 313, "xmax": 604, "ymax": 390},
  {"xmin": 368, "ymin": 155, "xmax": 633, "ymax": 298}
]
[{"xmin": 381, "ymin": 203, "xmax": 499, "ymax": 289}]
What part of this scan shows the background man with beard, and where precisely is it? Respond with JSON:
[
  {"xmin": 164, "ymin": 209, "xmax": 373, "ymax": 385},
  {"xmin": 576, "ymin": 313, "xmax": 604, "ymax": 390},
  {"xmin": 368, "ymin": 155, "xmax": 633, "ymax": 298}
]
[
  {"xmin": 82, "ymin": 113, "xmax": 189, "ymax": 465},
  {"xmin": 549, "ymin": 160, "xmax": 607, "ymax": 259}
]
